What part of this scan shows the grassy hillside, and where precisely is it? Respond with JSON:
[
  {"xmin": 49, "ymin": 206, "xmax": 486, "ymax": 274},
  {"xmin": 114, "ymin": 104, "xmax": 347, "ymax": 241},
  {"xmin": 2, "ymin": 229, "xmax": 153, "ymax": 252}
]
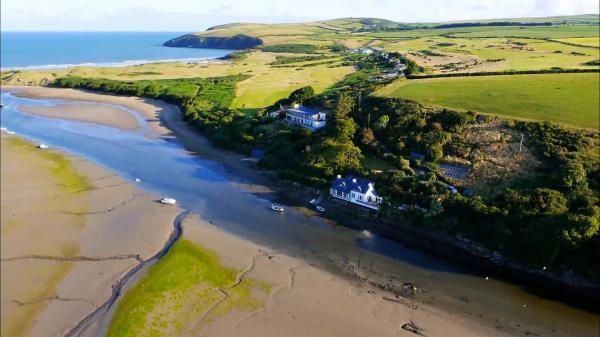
[{"xmin": 375, "ymin": 73, "xmax": 600, "ymax": 128}]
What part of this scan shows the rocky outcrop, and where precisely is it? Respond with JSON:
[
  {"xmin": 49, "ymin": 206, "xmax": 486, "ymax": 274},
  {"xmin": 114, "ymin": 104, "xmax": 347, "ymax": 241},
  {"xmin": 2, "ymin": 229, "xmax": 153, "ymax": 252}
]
[{"xmin": 163, "ymin": 34, "xmax": 262, "ymax": 50}]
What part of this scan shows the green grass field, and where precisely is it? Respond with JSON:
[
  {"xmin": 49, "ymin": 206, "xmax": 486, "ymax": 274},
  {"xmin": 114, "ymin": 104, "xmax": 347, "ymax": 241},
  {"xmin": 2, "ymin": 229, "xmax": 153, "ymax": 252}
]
[
  {"xmin": 376, "ymin": 73, "xmax": 600, "ymax": 129},
  {"xmin": 107, "ymin": 238, "xmax": 267, "ymax": 337}
]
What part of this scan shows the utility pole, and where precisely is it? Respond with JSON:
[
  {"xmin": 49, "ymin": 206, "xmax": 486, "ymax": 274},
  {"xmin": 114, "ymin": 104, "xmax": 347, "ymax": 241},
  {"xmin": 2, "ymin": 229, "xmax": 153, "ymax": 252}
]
[{"xmin": 519, "ymin": 133, "xmax": 524, "ymax": 153}]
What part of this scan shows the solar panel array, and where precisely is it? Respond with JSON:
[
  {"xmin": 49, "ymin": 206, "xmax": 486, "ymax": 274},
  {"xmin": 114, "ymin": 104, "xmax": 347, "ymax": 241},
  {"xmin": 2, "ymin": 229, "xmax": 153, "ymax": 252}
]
[{"xmin": 440, "ymin": 164, "xmax": 470, "ymax": 180}]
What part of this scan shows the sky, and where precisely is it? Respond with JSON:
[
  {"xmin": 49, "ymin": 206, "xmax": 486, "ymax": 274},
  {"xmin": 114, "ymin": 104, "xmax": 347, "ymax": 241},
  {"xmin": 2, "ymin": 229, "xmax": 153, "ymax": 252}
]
[{"xmin": 1, "ymin": 0, "xmax": 598, "ymax": 31}]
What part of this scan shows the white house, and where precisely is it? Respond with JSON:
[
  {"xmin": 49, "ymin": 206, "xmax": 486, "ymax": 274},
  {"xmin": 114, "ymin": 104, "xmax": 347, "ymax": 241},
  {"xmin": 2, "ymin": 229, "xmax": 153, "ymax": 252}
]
[
  {"xmin": 284, "ymin": 104, "xmax": 327, "ymax": 131},
  {"xmin": 330, "ymin": 175, "xmax": 383, "ymax": 210}
]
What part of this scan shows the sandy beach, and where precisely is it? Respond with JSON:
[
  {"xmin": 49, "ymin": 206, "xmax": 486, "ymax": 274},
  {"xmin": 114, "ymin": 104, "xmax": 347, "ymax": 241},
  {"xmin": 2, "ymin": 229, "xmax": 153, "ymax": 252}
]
[{"xmin": 1, "ymin": 86, "xmax": 509, "ymax": 337}]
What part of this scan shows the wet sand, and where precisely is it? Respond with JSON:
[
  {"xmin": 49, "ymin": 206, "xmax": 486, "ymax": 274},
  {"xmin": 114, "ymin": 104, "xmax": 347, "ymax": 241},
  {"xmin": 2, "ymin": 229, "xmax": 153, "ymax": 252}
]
[
  {"xmin": 0, "ymin": 87, "xmax": 512, "ymax": 336},
  {"xmin": 19, "ymin": 104, "xmax": 140, "ymax": 131},
  {"xmin": 1, "ymin": 135, "xmax": 179, "ymax": 337}
]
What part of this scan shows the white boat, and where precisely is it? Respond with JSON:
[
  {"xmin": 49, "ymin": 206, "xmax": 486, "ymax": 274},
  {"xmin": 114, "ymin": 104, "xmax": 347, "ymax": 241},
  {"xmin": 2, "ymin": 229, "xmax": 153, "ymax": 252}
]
[
  {"xmin": 271, "ymin": 204, "xmax": 284, "ymax": 212},
  {"xmin": 135, "ymin": 178, "xmax": 141, "ymax": 183},
  {"xmin": 160, "ymin": 197, "xmax": 176, "ymax": 205},
  {"xmin": 6, "ymin": 130, "xmax": 15, "ymax": 135},
  {"xmin": 316, "ymin": 206, "xmax": 325, "ymax": 212},
  {"xmin": 37, "ymin": 144, "xmax": 49, "ymax": 149},
  {"xmin": 361, "ymin": 230, "xmax": 373, "ymax": 238},
  {"xmin": 309, "ymin": 198, "xmax": 316, "ymax": 204},
  {"xmin": 0, "ymin": 127, "xmax": 6, "ymax": 132}
]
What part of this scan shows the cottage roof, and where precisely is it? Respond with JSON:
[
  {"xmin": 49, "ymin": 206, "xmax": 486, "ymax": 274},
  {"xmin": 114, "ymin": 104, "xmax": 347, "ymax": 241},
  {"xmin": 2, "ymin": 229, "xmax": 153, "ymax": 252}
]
[
  {"xmin": 285, "ymin": 106, "xmax": 324, "ymax": 120},
  {"xmin": 331, "ymin": 175, "xmax": 378, "ymax": 196}
]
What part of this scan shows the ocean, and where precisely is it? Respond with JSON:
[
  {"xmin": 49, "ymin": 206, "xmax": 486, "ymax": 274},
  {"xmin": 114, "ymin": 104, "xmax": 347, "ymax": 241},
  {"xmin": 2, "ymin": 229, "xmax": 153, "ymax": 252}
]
[{"xmin": 0, "ymin": 32, "xmax": 232, "ymax": 70}]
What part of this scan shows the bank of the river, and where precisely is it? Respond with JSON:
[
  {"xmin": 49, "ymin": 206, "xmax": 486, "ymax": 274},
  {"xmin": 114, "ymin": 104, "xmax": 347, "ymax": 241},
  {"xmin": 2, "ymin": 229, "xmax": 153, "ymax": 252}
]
[{"xmin": 0, "ymin": 90, "xmax": 510, "ymax": 337}]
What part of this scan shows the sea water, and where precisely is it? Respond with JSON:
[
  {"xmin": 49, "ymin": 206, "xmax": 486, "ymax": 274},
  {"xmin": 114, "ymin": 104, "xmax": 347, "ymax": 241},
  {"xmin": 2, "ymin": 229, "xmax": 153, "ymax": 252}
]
[{"xmin": 0, "ymin": 31, "xmax": 232, "ymax": 70}]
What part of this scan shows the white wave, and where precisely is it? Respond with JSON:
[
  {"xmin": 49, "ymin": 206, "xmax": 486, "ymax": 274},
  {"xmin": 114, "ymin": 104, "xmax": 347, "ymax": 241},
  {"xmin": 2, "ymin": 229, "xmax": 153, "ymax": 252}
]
[{"xmin": 1, "ymin": 57, "xmax": 226, "ymax": 71}]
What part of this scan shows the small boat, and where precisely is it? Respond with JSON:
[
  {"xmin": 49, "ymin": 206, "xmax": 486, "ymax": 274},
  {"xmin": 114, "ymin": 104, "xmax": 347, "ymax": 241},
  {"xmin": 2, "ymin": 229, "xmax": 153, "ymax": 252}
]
[
  {"xmin": 309, "ymin": 198, "xmax": 316, "ymax": 204},
  {"xmin": 6, "ymin": 130, "xmax": 15, "ymax": 135},
  {"xmin": 160, "ymin": 197, "xmax": 176, "ymax": 205},
  {"xmin": 271, "ymin": 204, "xmax": 284, "ymax": 212},
  {"xmin": 37, "ymin": 144, "xmax": 49, "ymax": 149},
  {"xmin": 135, "ymin": 178, "xmax": 141, "ymax": 183},
  {"xmin": 361, "ymin": 230, "xmax": 373, "ymax": 238},
  {"xmin": 316, "ymin": 206, "xmax": 325, "ymax": 212},
  {"xmin": 0, "ymin": 127, "xmax": 6, "ymax": 132}
]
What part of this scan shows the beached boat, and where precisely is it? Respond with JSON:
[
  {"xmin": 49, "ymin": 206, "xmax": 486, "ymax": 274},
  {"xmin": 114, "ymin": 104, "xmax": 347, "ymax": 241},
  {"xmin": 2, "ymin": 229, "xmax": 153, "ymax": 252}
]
[
  {"xmin": 160, "ymin": 197, "xmax": 176, "ymax": 205},
  {"xmin": 271, "ymin": 204, "xmax": 284, "ymax": 212},
  {"xmin": 37, "ymin": 144, "xmax": 49, "ymax": 149},
  {"xmin": 316, "ymin": 206, "xmax": 325, "ymax": 212}
]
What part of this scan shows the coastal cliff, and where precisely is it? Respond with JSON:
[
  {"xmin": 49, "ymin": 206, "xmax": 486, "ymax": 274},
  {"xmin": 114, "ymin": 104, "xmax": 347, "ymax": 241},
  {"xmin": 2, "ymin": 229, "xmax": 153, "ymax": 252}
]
[{"xmin": 163, "ymin": 34, "xmax": 262, "ymax": 50}]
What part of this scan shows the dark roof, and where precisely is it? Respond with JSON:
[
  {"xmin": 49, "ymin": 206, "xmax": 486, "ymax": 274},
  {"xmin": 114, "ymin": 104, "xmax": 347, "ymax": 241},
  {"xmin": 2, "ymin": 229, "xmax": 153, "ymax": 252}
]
[
  {"xmin": 331, "ymin": 175, "xmax": 378, "ymax": 196},
  {"xmin": 409, "ymin": 152, "xmax": 426, "ymax": 161},
  {"xmin": 251, "ymin": 148, "xmax": 266, "ymax": 159}
]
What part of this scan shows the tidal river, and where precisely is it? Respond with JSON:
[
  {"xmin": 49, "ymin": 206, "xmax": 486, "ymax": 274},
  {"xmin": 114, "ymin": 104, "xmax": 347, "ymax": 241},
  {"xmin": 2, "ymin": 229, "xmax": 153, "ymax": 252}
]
[{"xmin": 1, "ymin": 91, "xmax": 597, "ymax": 337}]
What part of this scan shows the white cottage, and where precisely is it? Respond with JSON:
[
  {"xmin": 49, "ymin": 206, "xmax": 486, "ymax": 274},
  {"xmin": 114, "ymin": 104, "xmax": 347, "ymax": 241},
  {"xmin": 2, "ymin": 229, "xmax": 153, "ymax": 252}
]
[
  {"xmin": 330, "ymin": 175, "xmax": 383, "ymax": 210},
  {"xmin": 284, "ymin": 104, "xmax": 326, "ymax": 131}
]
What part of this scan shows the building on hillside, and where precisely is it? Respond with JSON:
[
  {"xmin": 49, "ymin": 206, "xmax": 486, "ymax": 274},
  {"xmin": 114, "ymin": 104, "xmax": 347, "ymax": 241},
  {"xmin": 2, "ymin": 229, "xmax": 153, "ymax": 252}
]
[
  {"xmin": 283, "ymin": 104, "xmax": 327, "ymax": 131},
  {"xmin": 330, "ymin": 175, "xmax": 383, "ymax": 210}
]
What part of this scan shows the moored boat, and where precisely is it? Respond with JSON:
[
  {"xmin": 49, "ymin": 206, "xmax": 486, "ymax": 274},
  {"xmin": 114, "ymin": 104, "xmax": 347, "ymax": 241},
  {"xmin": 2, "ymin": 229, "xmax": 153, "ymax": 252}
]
[
  {"xmin": 160, "ymin": 197, "xmax": 176, "ymax": 205},
  {"xmin": 271, "ymin": 204, "xmax": 284, "ymax": 212}
]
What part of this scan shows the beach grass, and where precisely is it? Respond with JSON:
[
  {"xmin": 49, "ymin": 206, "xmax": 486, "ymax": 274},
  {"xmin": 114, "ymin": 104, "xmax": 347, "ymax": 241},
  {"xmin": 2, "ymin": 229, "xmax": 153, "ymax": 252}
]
[
  {"xmin": 107, "ymin": 238, "xmax": 268, "ymax": 337},
  {"xmin": 375, "ymin": 73, "xmax": 600, "ymax": 129}
]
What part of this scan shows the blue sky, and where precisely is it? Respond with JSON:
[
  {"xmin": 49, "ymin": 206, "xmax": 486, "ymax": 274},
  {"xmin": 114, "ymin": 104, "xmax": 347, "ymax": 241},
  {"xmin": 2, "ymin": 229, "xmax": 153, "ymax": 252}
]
[{"xmin": 1, "ymin": 0, "xmax": 598, "ymax": 31}]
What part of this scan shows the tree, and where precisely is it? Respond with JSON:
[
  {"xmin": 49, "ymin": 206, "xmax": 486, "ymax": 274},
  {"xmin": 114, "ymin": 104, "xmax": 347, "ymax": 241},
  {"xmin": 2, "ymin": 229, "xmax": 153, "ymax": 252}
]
[
  {"xmin": 425, "ymin": 144, "xmax": 443, "ymax": 162},
  {"xmin": 321, "ymin": 139, "xmax": 363, "ymax": 175},
  {"xmin": 360, "ymin": 127, "xmax": 375, "ymax": 145},
  {"xmin": 289, "ymin": 86, "xmax": 315, "ymax": 104},
  {"xmin": 374, "ymin": 114, "xmax": 389, "ymax": 130},
  {"xmin": 561, "ymin": 207, "xmax": 600, "ymax": 247},
  {"xmin": 335, "ymin": 118, "xmax": 358, "ymax": 140},
  {"xmin": 332, "ymin": 93, "xmax": 354, "ymax": 123},
  {"xmin": 561, "ymin": 158, "xmax": 587, "ymax": 190}
]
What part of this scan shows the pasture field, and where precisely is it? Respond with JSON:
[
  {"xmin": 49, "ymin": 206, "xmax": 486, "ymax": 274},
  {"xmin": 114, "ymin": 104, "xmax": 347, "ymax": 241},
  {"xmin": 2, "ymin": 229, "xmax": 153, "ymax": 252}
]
[
  {"xmin": 446, "ymin": 25, "xmax": 600, "ymax": 39},
  {"xmin": 555, "ymin": 37, "xmax": 600, "ymax": 47},
  {"xmin": 379, "ymin": 36, "xmax": 599, "ymax": 73},
  {"xmin": 375, "ymin": 73, "xmax": 599, "ymax": 129}
]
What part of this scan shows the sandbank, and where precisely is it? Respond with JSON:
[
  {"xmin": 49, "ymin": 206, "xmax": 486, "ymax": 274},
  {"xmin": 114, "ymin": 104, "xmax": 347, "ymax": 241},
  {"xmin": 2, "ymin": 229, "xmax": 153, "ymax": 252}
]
[
  {"xmin": 18, "ymin": 103, "xmax": 140, "ymax": 131},
  {"xmin": 1, "ymin": 135, "xmax": 179, "ymax": 337}
]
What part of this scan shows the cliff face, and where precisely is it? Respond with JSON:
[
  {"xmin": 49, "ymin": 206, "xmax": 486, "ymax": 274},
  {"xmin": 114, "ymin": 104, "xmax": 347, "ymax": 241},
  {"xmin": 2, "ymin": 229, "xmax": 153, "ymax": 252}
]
[{"xmin": 163, "ymin": 34, "xmax": 263, "ymax": 50}]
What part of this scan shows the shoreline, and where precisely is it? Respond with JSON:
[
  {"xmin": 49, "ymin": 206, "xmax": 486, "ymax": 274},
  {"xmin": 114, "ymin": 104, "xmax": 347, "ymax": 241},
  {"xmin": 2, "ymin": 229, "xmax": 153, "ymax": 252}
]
[
  {"xmin": 10, "ymin": 85, "xmax": 598, "ymax": 303},
  {"xmin": 1, "ymin": 56, "xmax": 228, "ymax": 72},
  {"xmin": 3, "ymin": 86, "xmax": 597, "ymax": 336},
  {"xmin": 0, "ymin": 110, "xmax": 507, "ymax": 336}
]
